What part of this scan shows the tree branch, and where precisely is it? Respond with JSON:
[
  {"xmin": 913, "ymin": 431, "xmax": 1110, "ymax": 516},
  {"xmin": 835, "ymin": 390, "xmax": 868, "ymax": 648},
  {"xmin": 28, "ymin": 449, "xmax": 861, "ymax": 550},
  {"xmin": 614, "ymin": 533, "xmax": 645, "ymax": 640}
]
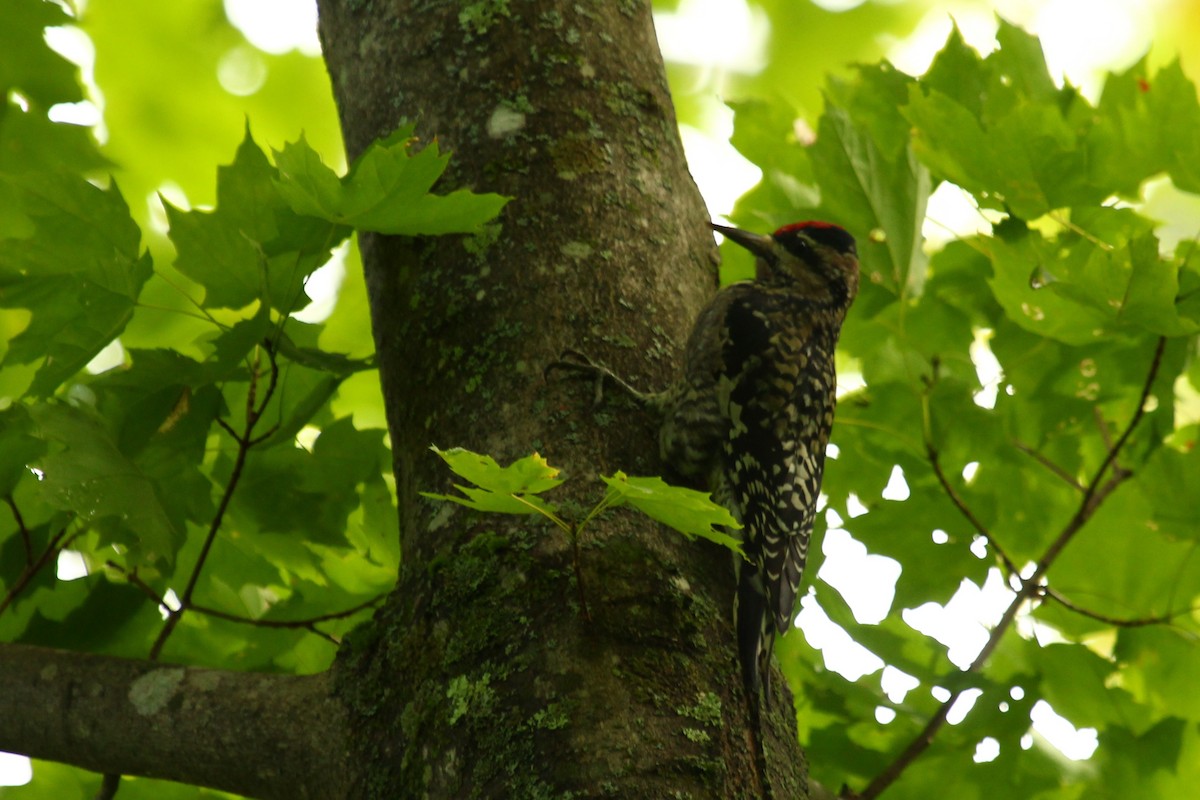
[
  {"xmin": 0, "ymin": 644, "xmax": 351, "ymax": 800},
  {"xmin": 0, "ymin": 525, "xmax": 77, "ymax": 618},
  {"xmin": 1011, "ymin": 440, "xmax": 1085, "ymax": 492},
  {"xmin": 4, "ymin": 495, "xmax": 32, "ymax": 564},
  {"xmin": 190, "ymin": 595, "xmax": 384, "ymax": 640},
  {"xmin": 921, "ymin": 360, "xmax": 1018, "ymax": 578},
  {"xmin": 925, "ymin": 443, "xmax": 1019, "ymax": 578},
  {"xmin": 107, "ymin": 561, "xmax": 383, "ymax": 642},
  {"xmin": 850, "ymin": 336, "xmax": 1167, "ymax": 800},
  {"xmin": 149, "ymin": 345, "xmax": 278, "ymax": 661},
  {"xmin": 1041, "ymin": 586, "xmax": 1197, "ymax": 628}
]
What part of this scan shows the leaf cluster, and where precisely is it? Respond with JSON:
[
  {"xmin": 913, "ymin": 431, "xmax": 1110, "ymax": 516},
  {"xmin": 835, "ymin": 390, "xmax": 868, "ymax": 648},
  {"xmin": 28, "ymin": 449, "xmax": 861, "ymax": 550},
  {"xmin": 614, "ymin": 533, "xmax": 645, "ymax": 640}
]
[
  {"xmin": 727, "ymin": 19, "xmax": 1200, "ymax": 800},
  {"xmin": 1, "ymin": 28, "xmax": 504, "ymax": 773},
  {"xmin": 423, "ymin": 446, "xmax": 742, "ymax": 553}
]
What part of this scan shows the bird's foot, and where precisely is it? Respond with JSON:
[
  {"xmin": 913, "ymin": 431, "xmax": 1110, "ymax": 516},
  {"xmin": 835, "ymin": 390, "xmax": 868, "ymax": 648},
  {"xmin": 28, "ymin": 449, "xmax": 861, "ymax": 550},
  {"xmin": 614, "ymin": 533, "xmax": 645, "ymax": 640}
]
[{"xmin": 545, "ymin": 349, "xmax": 650, "ymax": 408}]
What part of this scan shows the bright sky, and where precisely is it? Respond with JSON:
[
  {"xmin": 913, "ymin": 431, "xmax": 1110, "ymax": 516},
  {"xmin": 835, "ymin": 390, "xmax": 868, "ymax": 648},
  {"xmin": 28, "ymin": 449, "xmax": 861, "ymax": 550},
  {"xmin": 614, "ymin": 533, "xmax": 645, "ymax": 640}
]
[{"xmin": 10, "ymin": 0, "xmax": 1177, "ymax": 787}]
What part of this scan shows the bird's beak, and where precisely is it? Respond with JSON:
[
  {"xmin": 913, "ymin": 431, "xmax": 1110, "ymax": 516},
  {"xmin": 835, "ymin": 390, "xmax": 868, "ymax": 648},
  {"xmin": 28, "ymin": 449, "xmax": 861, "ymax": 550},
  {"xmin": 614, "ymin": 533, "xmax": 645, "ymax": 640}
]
[{"xmin": 709, "ymin": 222, "xmax": 776, "ymax": 261}]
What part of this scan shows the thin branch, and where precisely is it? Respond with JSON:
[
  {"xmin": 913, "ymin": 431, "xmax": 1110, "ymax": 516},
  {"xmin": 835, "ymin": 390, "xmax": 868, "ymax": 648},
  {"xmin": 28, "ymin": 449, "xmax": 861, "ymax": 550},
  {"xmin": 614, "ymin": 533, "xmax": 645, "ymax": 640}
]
[
  {"xmin": 247, "ymin": 423, "xmax": 281, "ymax": 448},
  {"xmin": 107, "ymin": 339, "xmax": 324, "ymax": 797},
  {"xmin": 1094, "ymin": 406, "xmax": 1117, "ymax": 452},
  {"xmin": 0, "ymin": 527, "xmax": 75, "ymax": 618},
  {"xmin": 4, "ymin": 495, "xmax": 32, "ymax": 565},
  {"xmin": 920, "ymin": 360, "xmax": 1018, "ymax": 578},
  {"xmin": 190, "ymin": 594, "xmax": 384, "ymax": 631},
  {"xmin": 148, "ymin": 427, "xmax": 250, "ymax": 659},
  {"xmin": 925, "ymin": 445, "xmax": 1019, "ymax": 578},
  {"xmin": 148, "ymin": 345, "xmax": 280, "ymax": 661},
  {"xmin": 110, "ymin": 561, "xmax": 382, "ymax": 636},
  {"xmin": 1045, "ymin": 347, "xmax": 1164, "ymax": 566},
  {"xmin": 1011, "ymin": 440, "xmax": 1085, "ymax": 492},
  {"xmin": 104, "ymin": 561, "xmax": 172, "ymax": 610},
  {"xmin": 1041, "ymin": 587, "xmax": 1198, "ymax": 628},
  {"xmin": 254, "ymin": 344, "xmax": 281, "ymax": 423},
  {"xmin": 849, "ymin": 337, "xmax": 1167, "ymax": 800}
]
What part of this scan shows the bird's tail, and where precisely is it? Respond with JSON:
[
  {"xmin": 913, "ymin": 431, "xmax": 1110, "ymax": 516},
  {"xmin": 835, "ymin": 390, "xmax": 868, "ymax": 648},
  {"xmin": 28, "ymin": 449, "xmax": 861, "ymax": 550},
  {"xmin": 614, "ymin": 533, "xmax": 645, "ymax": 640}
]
[{"xmin": 735, "ymin": 564, "xmax": 775, "ymax": 702}]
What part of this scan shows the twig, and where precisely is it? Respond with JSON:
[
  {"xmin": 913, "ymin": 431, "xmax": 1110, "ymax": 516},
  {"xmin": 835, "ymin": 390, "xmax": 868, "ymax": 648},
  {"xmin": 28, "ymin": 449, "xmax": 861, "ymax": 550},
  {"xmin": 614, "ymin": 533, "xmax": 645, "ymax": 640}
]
[
  {"xmin": 1041, "ymin": 587, "xmax": 1195, "ymax": 628},
  {"xmin": 1011, "ymin": 440, "xmax": 1085, "ymax": 492},
  {"xmin": 849, "ymin": 337, "xmax": 1167, "ymax": 800},
  {"xmin": 108, "ymin": 558, "xmax": 382, "ymax": 637},
  {"xmin": 925, "ymin": 444, "xmax": 1019, "ymax": 578},
  {"xmin": 190, "ymin": 595, "xmax": 384, "ymax": 630},
  {"xmin": 0, "ymin": 526, "xmax": 78, "ymax": 618},
  {"xmin": 921, "ymin": 359, "xmax": 1018, "ymax": 579},
  {"xmin": 106, "ymin": 561, "xmax": 171, "ymax": 610},
  {"xmin": 1094, "ymin": 406, "xmax": 1117, "ymax": 452},
  {"xmin": 148, "ymin": 343, "xmax": 279, "ymax": 661},
  {"xmin": 4, "ymin": 496, "xmax": 32, "ymax": 565}
]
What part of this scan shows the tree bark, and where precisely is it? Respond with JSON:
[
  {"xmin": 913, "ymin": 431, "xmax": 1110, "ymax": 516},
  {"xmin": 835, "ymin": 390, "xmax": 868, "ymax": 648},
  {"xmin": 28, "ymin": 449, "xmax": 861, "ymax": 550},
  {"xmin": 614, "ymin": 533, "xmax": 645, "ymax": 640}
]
[
  {"xmin": 0, "ymin": 643, "xmax": 349, "ymax": 799},
  {"xmin": 317, "ymin": 1, "xmax": 808, "ymax": 797}
]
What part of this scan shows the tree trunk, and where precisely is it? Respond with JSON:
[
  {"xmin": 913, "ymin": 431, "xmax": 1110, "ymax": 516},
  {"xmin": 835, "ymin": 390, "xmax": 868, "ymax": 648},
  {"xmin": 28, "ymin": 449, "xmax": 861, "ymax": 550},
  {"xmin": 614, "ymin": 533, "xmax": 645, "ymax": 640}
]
[{"xmin": 317, "ymin": 0, "xmax": 808, "ymax": 797}]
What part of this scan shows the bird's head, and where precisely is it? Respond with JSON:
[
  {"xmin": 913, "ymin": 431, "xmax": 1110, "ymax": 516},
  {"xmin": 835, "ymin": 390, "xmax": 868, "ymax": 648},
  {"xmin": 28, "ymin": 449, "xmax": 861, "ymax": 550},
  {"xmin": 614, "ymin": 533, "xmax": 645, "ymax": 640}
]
[{"xmin": 711, "ymin": 220, "xmax": 860, "ymax": 308}]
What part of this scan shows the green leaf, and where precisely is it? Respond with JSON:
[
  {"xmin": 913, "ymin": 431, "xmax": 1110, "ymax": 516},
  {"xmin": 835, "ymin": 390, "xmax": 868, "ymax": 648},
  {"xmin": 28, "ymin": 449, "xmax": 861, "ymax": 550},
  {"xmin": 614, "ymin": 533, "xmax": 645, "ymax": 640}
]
[
  {"xmin": 988, "ymin": 210, "xmax": 1198, "ymax": 343},
  {"xmin": 30, "ymin": 403, "xmax": 179, "ymax": 563},
  {"xmin": 1089, "ymin": 60, "xmax": 1200, "ymax": 196},
  {"xmin": 921, "ymin": 25, "xmax": 988, "ymax": 117},
  {"xmin": 273, "ymin": 127, "xmax": 509, "ymax": 235},
  {"xmin": 205, "ymin": 304, "xmax": 275, "ymax": 380},
  {"xmin": 988, "ymin": 222, "xmax": 1113, "ymax": 345},
  {"xmin": 1095, "ymin": 719, "xmax": 1192, "ymax": 797},
  {"xmin": 421, "ymin": 446, "xmax": 562, "ymax": 516},
  {"xmin": 1117, "ymin": 628, "xmax": 1200, "ymax": 723},
  {"xmin": 227, "ymin": 418, "xmax": 386, "ymax": 548},
  {"xmin": 274, "ymin": 327, "xmax": 375, "ymax": 376},
  {"xmin": 166, "ymin": 128, "xmax": 347, "ymax": 312},
  {"xmin": 0, "ymin": 403, "xmax": 43, "ymax": 496},
  {"xmin": 0, "ymin": 173, "xmax": 152, "ymax": 395},
  {"xmin": 990, "ymin": 18, "xmax": 1060, "ymax": 105},
  {"xmin": 905, "ymin": 84, "xmax": 1051, "ymax": 220},
  {"xmin": 811, "ymin": 85, "xmax": 930, "ymax": 298},
  {"xmin": 0, "ymin": 109, "xmax": 110, "ymax": 176},
  {"xmin": 906, "ymin": 22, "xmax": 1099, "ymax": 217},
  {"xmin": 1035, "ymin": 643, "xmax": 1140, "ymax": 730},
  {"xmin": 428, "ymin": 446, "xmax": 563, "ymax": 496},
  {"xmin": 163, "ymin": 198, "xmax": 264, "ymax": 311},
  {"xmin": 1135, "ymin": 429, "xmax": 1200, "ymax": 540},
  {"xmin": 0, "ymin": 0, "xmax": 84, "ymax": 107},
  {"xmin": 599, "ymin": 471, "xmax": 743, "ymax": 554}
]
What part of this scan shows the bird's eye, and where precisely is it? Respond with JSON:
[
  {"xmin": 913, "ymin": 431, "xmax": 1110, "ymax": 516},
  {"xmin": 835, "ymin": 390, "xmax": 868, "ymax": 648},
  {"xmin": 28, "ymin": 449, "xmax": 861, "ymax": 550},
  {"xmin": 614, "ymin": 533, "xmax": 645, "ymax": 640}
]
[{"xmin": 783, "ymin": 235, "xmax": 813, "ymax": 260}]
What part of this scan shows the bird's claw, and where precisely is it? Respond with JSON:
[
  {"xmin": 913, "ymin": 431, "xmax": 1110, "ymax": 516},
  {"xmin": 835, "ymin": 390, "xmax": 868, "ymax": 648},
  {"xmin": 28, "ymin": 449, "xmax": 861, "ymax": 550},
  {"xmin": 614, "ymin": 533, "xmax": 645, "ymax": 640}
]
[{"xmin": 545, "ymin": 349, "xmax": 618, "ymax": 406}]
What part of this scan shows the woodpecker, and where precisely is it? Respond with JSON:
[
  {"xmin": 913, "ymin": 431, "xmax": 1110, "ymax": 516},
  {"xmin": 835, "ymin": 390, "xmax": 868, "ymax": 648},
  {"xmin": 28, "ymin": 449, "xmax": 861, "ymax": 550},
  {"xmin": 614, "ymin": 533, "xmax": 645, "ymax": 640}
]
[{"xmin": 552, "ymin": 220, "xmax": 859, "ymax": 700}]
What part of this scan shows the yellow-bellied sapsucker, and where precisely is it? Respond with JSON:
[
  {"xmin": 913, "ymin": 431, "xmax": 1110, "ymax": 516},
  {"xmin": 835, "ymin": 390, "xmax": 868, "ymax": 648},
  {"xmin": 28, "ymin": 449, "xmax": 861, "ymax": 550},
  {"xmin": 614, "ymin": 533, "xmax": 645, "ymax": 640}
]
[
  {"xmin": 672, "ymin": 221, "xmax": 859, "ymax": 699},
  {"xmin": 553, "ymin": 220, "xmax": 859, "ymax": 700}
]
